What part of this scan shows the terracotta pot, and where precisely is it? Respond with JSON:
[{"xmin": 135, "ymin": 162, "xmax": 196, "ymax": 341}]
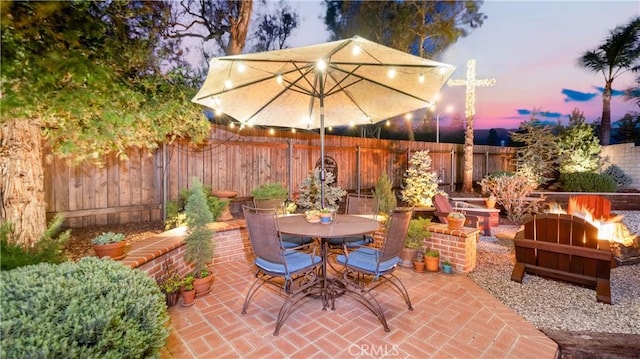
[
  {"xmin": 193, "ymin": 272, "xmax": 214, "ymax": 297},
  {"xmin": 486, "ymin": 199, "xmax": 496, "ymax": 209},
  {"xmin": 93, "ymin": 241, "xmax": 126, "ymax": 260},
  {"xmin": 447, "ymin": 217, "xmax": 465, "ymax": 230},
  {"xmin": 425, "ymin": 256, "xmax": 440, "ymax": 272},
  {"xmin": 181, "ymin": 289, "xmax": 196, "ymax": 307},
  {"xmin": 400, "ymin": 248, "xmax": 418, "ymax": 268},
  {"xmin": 413, "ymin": 260, "xmax": 425, "ymax": 273}
]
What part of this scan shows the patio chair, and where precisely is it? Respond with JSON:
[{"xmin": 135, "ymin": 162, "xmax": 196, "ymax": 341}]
[
  {"xmin": 253, "ymin": 198, "xmax": 313, "ymax": 248},
  {"xmin": 432, "ymin": 194, "xmax": 491, "ymax": 235},
  {"xmin": 328, "ymin": 194, "xmax": 379, "ymax": 248},
  {"xmin": 241, "ymin": 206, "xmax": 322, "ymax": 335},
  {"xmin": 336, "ymin": 207, "xmax": 414, "ymax": 331}
]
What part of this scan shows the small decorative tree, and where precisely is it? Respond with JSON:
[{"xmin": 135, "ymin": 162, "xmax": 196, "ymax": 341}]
[
  {"xmin": 480, "ymin": 172, "xmax": 542, "ymax": 223},
  {"xmin": 184, "ymin": 178, "xmax": 215, "ymax": 278},
  {"xmin": 401, "ymin": 150, "xmax": 442, "ymax": 207},
  {"xmin": 557, "ymin": 109, "xmax": 602, "ymax": 174},
  {"xmin": 297, "ymin": 168, "xmax": 347, "ymax": 209},
  {"xmin": 373, "ymin": 172, "xmax": 397, "ymax": 214}
]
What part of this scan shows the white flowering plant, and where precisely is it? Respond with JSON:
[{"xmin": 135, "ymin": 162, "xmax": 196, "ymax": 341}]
[
  {"xmin": 297, "ymin": 168, "xmax": 346, "ymax": 210},
  {"xmin": 401, "ymin": 150, "xmax": 444, "ymax": 207}
]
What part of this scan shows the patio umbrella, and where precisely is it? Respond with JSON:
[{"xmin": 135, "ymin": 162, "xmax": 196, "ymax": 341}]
[{"xmin": 192, "ymin": 36, "xmax": 455, "ymax": 206}]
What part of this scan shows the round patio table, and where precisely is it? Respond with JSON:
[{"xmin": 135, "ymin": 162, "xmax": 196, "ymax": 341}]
[{"xmin": 277, "ymin": 214, "xmax": 382, "ymax": 311}]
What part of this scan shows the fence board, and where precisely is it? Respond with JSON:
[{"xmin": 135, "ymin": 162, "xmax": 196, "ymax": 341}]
[{"xmin": 45, "ymin": 124, "xmax": 523, "ymax": 228}]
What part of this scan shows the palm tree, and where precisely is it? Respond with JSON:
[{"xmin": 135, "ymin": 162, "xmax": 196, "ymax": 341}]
[{"xmin": 578, "ymin": 17, "xmax": 640, "ymax": 145}]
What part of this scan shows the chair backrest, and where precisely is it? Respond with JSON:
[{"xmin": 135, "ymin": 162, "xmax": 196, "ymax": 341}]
[
  {"xmin": 379, "ymin": 208, "xmax": 413, "ymax": 263},
  {"xmin": 346, "ymin": 194, "xmax": 378, "ymax": 216},
  {"xmin": 242, "ymin": 205, "xmax": 284, "ymax": 264},
  {"xmin": 432, "ymin": 194, "xmax": 453, "ymax": 223}
]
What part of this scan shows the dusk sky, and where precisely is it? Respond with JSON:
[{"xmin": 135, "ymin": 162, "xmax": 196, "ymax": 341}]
[{"xmin": 286, "ymin": 1, "xmax": 639, "ymax": 130}]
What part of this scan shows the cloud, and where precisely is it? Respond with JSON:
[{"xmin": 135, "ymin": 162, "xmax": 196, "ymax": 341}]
[
  {"xmin": 593, "ymin": 86, "xmax": 626, "ymax": 97},
  {"xmin": 561, "ymin": 88, "xmax": 597, "ymax": 102},
  {"xmin": 515, "ymin": 109, "xmax": 564, "ymax": 118}
]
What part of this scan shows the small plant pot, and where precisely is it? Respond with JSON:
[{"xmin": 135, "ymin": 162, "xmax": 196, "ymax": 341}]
[
  {"xmin": 193, "ymin": 273, "xmax": 214, "ymax": 297},
  {"xmin": 425, "ymin": 256, "xmax": 440, "ymax": 272},
  {"xmin": 442, "ymin": 264, "xmax": 452, "ymax": 274},
  {"xmin": 485, "ymin": 199, "xmax": 496, "ymax": 209},
  {"xmin": 93, "ymin": 241, "xmax": 126, "ymax": 260},
  {"xmin": 181, "ymin": 289, "xmax": 196, "ymax": 307},
  {"xmin": 413, "ymin": 260, "xmax": 425, "ymax": 273},
  {"xmin": 447, "ymin": 217, "xmax": 465, "ymax": 230},
  {"xmin": 320, "ymin": 213, "xmax": 332, "ymax": 224}
]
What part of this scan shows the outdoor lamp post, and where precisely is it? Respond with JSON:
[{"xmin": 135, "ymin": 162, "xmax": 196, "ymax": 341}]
[{"xmin": 435, "ymin": 105, "xmax": 454, "ymax": 143}]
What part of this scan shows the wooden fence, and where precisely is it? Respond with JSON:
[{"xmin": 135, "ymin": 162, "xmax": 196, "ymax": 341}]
[{"xmin": 45, "ymin": 125, "xmax": 516, "ymax": 227}]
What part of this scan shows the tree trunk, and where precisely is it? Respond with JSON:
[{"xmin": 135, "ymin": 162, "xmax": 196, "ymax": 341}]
[
  {"xmin": 462, "ymin": 115, "xmax": 474, "ymax": 193},
  {"xmin": 226, "ymin": 0, "xmax": 253, "ymax": 55},
  {"xmin": 600, "ymin": 81, "xmax": 612, "ymax": 145},
  {"xmin": 0, "ymin": 119, "xmax": 46, "ymax": 247}
]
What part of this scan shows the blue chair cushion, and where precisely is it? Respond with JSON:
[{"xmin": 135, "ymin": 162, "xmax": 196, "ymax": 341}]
[
  {"xmin": 336, "ymin": 249, "xmax": 400, "ymax": 278},
  {"xmin": 255, "ymin": 251, "xmax": 320, "ymax": 279},
  {"xmin": 328, "ymin": 235, "xmax": 374, "ymax": 248},
  {"xmin": 281, "ymin": 234, "xmax": 314, "ymax": 249}
]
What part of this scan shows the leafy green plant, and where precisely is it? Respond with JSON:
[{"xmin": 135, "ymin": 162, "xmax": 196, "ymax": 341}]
[
  {"xmin": 443, "ymin": 259, "xmax": 452, "ymax": 266},
  {"xmin": 560, "ymin": 172, "xmax": 617, "ymax": 192},
  {"xmin": 297, "ymin": 168, "xmax": 347, "ymax": 209},
  {"xmin": 251, "ymin": 182, "xmax": 288, "ymax": 200},
  {"xmin": 509, "ymin": 117, "xmax": 560, "ymax": 185},
  {"xmin": 424, "ymin": 248, "xmax": 440, "ymax": 257},
  {"xmin": 601, "ymin": 164, "xmax": 632, "ymax": 188},
  {"xmin": 184, "ymin": 178, "xmax": 215, "ymax": 277},
  {"xmin": 157, "ymin": 273, "xmax": 182, "ymax": 294},
  {"xmin": 372, "ymin": 172, "xmax": 397, "ymax": 214},
  {"xmin": 405, "ymin": 218, "xmax": 431, "ymax": 249},
  {"xmin": 0, "ymin": 257, "xmax": 169, "ymax": 358},
  {"xmin": 165, "ymin": 184, "xmax": 228, "ymax": 230},
  {"xmin": 90, "ymin": 232, "xmax": 125, "ymax": 245},
  {"xmin": 182, "ymin": 273, "xmax": 195, "ymax": 291},
  {"xmin": 401, "ymin": 150, "xmax": 443, "ymax": 207},
  {"xmin": 0, "ymin": 214, "xmax": 70, "ymax": 271},
  {"xmin": 557, "ymin": 109, "xmax": 602, "ymax": 174}
]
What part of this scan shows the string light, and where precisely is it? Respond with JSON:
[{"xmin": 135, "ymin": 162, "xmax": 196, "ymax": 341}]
[
  {"xmin": 386, "ymin": 120, "xmax": 391, "ymax": 126},
  {"xmin": 404, "ymin": 113, "xmax": 413, "ymax": 121},
  {"xmin": 276, "ymin": 74, "xmax": 283, "ymax": 84},
  {"xmin": 316, "ymin": 59, "xmax": 327, "ymax": 72},
  {"xmin": 229, "ymin": 122, "xmax": 235, "ymax": 129},
  {"xmin": 387, "ymin": 69, "xmax": 396, "ymax": 78},
  {"xmin": 447, "ymin": 59, "xmax": 495, "ymax": 118},
  {"xmin": 291, "ymin": 128, "xmax": 296, "ymax": 133},
  {"xmin": 237, "ymin": 63, "xmax": 246, "ymax": 72},
  {"xmin": 269, "ymin": 128, "xmax": 275, "ymax": 135},
  {"xmin": 215, "ymin": 108, "xmax": 222, "ymax": 116},
  {"xmin": 352, "ymin": 44, "xmax": 361, "ymax": 56},
  {"xmin": 419, "ymin": 73, "xmax": 424, "ymax": 83},
  {"xmin": 224, "ymin": 79, "xmax": 233, "ymax": 89}
]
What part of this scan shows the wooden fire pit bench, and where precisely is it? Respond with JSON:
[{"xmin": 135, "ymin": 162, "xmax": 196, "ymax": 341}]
[{"xmin": 511, "ymin": 213, "xmax": 614, "ymax": 304}]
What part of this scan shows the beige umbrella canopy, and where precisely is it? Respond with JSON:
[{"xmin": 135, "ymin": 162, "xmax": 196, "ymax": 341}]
[{"xmin": 192, "ymin": 36, "xmax": 455, "ymax": 205}]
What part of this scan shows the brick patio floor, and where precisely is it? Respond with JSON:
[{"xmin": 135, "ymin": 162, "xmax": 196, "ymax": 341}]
[{"xmin": 161, "ymin": 259, "xmax": 558, "ymax": 359}]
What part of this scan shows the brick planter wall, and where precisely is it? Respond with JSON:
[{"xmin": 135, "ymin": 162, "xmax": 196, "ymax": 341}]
[{"xmin": 426, "ymin": 223, "xmax": 481, "ymax": 273}]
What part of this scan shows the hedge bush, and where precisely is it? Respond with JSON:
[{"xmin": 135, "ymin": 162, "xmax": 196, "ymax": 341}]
[
  {"xmin": 601, "ymin": 164, "xmax": 633, "ymax": 188},
  {"xmin": 0, "ymin": 257, "xmax": 169, "ymax": 358},
  {"xmin": 560, "ymin": 172, "xmax": 617, "ymax": 192}
]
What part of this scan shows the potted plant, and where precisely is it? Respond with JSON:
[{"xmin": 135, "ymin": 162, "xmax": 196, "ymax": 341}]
[
  {"xmin": 442, "ymin": 259, "xmax": 453, "ymax": 274},
  {"xmin": 319, "ymin": 208, "xmax": 332, "ymax": 224},
  {"xmin": 446, "ymin": 211, "xmax": 466, "ymax": 230},
  {"xmin": 157, "ymin": 272, "xmax": 182, "ymax": 307},
  {"xmin": 297, "ymin": 168, "xmax": 347, "ymax": 210},
  {"xmin": 413, "ymin": 251, "xmax": 425, "ymax": 273},
  {"xmin": 401, "ymin": 150, "xmax": 445, "ymax": 208},
  {"xmin": 180, "ymin": 273, "xmax": 196, "ymax": 307},
  {"xmin": 252, "ymin": 182, "xmax": 288, "ymax": 214},
  {"xmin": 485, "ymin": 195, "xmax": 497, "ymax": 209},
  {"xmin": 424, "ymin": 248, "xmax": 440, "ymax": 272},
  {"xmin": 91, "ymin": 232, "xmax": 126, "ymax": 260},
  {"xmin": 184, "ymin": 178, "xmax": 216, "ymax": 297},
  {"xmin": 401, "ymin": 218, "xmax": 431, "ymax": 268}
]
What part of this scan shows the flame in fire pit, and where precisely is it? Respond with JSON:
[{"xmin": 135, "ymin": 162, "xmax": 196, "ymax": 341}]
[{"xmin": 546, "ymin": 200, "xmax": 636, "ymax": 246}]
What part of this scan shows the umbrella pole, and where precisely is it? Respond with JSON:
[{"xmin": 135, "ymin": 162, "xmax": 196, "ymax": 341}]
[{"xmin": 319, "ymin": 71, "xmax": 326, "ymax": 208}]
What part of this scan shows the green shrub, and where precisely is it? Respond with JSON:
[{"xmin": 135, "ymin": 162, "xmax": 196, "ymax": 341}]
[
  {"xmin": 0, "ymin": 257, "xmax": 169, "ymax": 358},
  {"xmin": 165, "ymin": 184, "xmax": 228, "ymax": 230},
  {"xmin": 405, "ymin": 218, "xmax": 431, "ymax": 249},
  {"xmin": 372, "ymin": 172, "xmax": 397, "ymax": 214},
  {"xmin": 184, "ymin": 178, "xmax": 215, "ymax": 277},
  {"xmin": 480, "ymin": 172, "xmax": 543, "ymax": 223},
  {"xmin": 0, "ymin": 214, "xmax": 70, "ymax": 271},
  {"xmin": 560, "ymin": 172, "xmax": 617, "ymax": 192},
  {"xmin": 601, "ymin": 164, "xmax": 632, "ymax": 188},
  {"xmin": 251, "ymin": 182, "xmax": 288, "ymax": 200}
]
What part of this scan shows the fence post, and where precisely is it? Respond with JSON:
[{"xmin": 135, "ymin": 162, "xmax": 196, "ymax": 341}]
[
  {"xmin": 288, "ymin": 140, "xmax": 293, "ymax": 200},
  {"xmin": 450, "ymin": 149, "xmax": 455, "ymax": 192},
  {"xmin": 356, "ymin": 145, "xmax": 361, "ymax": 195},
  {"xmin": 485, "ymin": 151, "xmax": 489, "ymax": 177}
]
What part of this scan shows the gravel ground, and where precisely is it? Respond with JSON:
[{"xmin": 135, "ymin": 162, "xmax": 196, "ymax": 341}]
[{"xmin": 468, "ymin": 211, "xmax": 640, "ymax": 334}]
